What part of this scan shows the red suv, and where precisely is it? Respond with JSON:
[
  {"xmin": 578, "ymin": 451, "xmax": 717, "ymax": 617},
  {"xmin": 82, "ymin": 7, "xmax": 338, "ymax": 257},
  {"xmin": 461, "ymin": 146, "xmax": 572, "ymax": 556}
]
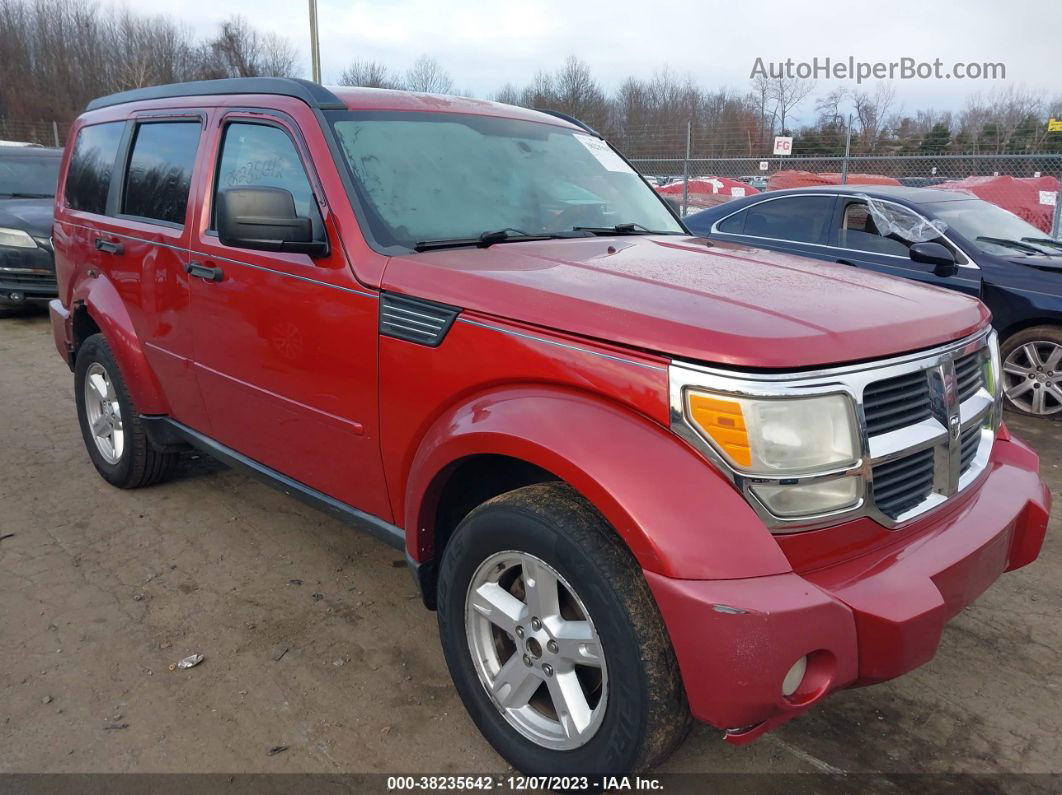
[{"xmin": 49, "ymin": 78, "xmax": 1050, "ymax": 775}]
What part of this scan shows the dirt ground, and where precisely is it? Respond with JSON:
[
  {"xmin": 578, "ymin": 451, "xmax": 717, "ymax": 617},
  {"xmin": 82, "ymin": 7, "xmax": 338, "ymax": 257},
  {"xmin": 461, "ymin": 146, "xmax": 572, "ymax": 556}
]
[{"xmin": 1, "ymin": 309, "xmax": 1060, "ymax": 780}]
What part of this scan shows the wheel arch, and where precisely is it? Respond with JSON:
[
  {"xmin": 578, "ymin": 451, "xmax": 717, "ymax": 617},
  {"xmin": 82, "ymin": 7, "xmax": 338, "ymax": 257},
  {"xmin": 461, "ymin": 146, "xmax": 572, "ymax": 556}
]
[
  {"xmin": 71, "ymin": 276, "xmax": 169, "ymax": 415},
  {"xmin": 403, "ymin": 385, "xmax": 791, "ymax": 608}
]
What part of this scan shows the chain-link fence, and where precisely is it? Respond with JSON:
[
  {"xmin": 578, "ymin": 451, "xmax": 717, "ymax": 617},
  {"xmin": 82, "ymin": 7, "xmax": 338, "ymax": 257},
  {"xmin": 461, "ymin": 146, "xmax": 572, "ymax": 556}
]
[
  {"xmin": 626, "ymin": 122, "xmax": 1062, "ymax": 238},
  {"xmin": 0, "ymin": 118, "xmax": 70, "ymax": 148}
]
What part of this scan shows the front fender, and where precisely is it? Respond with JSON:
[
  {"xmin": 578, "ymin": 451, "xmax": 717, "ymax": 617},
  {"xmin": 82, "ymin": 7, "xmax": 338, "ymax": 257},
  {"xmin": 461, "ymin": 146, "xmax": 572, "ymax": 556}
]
[
  {"xmin": 75, "ymin": 275, "xmax": 169, "ymax": 415},
  {"xmin": 405, "ymin": 385, "xmax": 792, "ymax": 581}
]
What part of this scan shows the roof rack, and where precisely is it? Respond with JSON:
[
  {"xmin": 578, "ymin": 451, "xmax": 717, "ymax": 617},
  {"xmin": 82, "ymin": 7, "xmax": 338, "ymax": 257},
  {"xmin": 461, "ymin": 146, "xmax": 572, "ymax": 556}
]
[
  {"xmin": 85, "ymin": 77, "xmax": 346, "ymax": 112},
  {"xmin": 535, "ymin": 109, "xmax": 601, "ymax": 138}
]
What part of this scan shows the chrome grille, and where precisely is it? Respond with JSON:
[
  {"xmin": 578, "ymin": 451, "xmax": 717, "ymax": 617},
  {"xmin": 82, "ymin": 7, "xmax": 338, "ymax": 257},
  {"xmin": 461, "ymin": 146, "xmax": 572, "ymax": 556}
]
[
  {"xmin": 863, "ymin": 370, "xmax": 932, "ymax": 435},
  {"xmin": 670, "ymin": 328, "xmax": 1000, "ymax": 532},
  {"xmin": 959, "ymin": 425, "xmax": 981, "ymax": 474},
  {"xmin": 955, "ymin": 351, "xmax": 984, "ymax": 403},
  {"xmin": 872, "ymin": 448, "xmax": 935, "ymax": 519}
]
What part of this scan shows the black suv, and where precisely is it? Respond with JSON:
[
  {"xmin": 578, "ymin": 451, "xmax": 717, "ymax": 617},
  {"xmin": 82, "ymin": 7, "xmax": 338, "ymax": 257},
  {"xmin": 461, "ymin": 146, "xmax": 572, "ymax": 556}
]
[{"xmin": 0, "ymin": 145, "xmax": 61, "ymax": 309}]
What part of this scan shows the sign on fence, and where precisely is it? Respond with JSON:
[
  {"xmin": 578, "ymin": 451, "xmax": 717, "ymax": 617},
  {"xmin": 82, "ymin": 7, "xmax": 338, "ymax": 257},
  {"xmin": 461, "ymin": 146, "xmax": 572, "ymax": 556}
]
[
  {"xmin": 773, "ymin": 136, "xmax": 793, "ymax": 156},
  {"xmin": 758, "ymin": 161, "xmax": 769, "ymax": 171},
  {"xmin": 1049, "ymin": 118, "xmax": 1062, "ymax": 132}
]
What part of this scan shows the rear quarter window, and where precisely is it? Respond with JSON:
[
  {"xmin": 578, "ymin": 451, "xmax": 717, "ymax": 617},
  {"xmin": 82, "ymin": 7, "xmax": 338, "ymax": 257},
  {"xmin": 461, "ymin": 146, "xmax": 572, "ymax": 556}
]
[{"xmin": 65, "ymin": 122, "xmax": 125, "ymax": 214}]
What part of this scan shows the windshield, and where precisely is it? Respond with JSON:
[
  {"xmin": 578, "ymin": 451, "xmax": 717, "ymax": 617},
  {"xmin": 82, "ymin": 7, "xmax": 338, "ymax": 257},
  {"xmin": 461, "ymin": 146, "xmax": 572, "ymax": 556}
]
[
  {"xmin": 930, "ymin": 199, "xmax": 1059, "ymax": 256},
  {"xmin": 0, "ymin": 153, "xmax": 61, "ymax": 197},
  {"xmin": 327, "ymin": 111, "xmax": 683, "ymax": 250}
]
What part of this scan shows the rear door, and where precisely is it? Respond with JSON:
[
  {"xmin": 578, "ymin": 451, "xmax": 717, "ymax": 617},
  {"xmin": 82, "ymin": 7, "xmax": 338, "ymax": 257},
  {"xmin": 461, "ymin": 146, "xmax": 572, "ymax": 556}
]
[
  {"xmin": 827, "ymin": 196, "xmax": 982, "ymax": 297},
  {"xmin": 185, "ymin": 110, "xmax": 390, "ymax": 518},
  {"xmin": 710, "ymin": 195, "xmax": 838, "ymax": 262},
  {"xmin": 62, "ymin": 113, "xmax": 211, "ymax": 430}
]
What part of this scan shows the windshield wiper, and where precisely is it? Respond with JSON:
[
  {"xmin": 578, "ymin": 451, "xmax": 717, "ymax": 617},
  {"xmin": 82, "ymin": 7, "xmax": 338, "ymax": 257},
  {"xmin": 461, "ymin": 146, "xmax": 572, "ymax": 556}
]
[
  {"xmin": 975, "ymin": 236, "xmax": 1044, "ymax": 254},
  {"xmin": 1020, "ymin": 237, "xmax": 1062, "ymax": 254},
  {"xmin": 413, "ymin": 228, "xmax": 571, "ymax": 252},
  {"xmin": 0, "ymin": 192, "xmax": 53, "ymax": 199},
  {"xmin": 572, "ymin": 223, "xmax": 680, "ymax": 236}
]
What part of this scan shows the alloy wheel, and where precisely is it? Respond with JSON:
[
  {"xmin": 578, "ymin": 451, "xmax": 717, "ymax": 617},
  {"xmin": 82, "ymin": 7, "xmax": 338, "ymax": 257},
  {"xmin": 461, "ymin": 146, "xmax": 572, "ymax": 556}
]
[
  {"xmin": 465, "ymin": 550, "xmax": 607, "ymax": 750},
  {"xmin": 83, "ymin": 361, "xmax": 125, "ymax": 463}
]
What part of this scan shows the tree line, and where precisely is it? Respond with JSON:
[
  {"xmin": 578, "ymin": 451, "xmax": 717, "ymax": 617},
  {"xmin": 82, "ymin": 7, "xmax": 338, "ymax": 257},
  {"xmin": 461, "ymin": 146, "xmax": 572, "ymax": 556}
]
[{"xmin": 2, "ymin": 0, "xmax": 1059, "ymax": 158}]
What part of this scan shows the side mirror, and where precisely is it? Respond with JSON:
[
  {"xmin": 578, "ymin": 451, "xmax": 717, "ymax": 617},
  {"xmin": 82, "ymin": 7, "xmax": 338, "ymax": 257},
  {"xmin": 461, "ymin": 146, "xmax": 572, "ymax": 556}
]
[
  {"xmin": 909, "ymin": 241, "xmax": 957, "ymax": 277},
  {"xmin": 216, "ymin": 187, "xmax": 328, "ymax": 257}
]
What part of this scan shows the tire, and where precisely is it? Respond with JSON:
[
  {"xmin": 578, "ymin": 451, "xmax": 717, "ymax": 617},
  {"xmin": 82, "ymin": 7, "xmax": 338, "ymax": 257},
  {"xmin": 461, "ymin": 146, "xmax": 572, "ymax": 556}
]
[
  {"xmin": 1000, "ymin": 325, "xmax": 1062, "ymax": 418},
  {"xmin": 74, "ymin": 333, "xmax": 179, "ymax": 488},
  {"xmin": 437, "ymin": 482, "xmax": 690, "ymax": 776}
]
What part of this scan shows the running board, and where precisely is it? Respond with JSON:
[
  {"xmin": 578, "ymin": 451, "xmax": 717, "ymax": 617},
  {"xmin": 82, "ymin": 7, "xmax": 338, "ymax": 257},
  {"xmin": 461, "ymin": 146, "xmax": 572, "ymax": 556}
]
[{"xmin": 140, "ymin": 416, "xmax": 406, "ymax": 551}]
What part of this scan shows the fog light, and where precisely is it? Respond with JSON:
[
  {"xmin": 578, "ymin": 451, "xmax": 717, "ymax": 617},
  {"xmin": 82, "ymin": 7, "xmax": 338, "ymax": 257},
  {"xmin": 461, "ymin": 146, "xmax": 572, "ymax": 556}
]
[{"xmin": 782, "ymin": 656, "xmax": 807, "ymax": 697}]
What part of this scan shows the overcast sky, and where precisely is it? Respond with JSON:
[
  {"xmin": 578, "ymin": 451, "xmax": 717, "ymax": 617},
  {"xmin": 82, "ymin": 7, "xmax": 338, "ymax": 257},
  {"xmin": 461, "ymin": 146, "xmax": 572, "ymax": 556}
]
[{"xmin": 113, "ymin": 0, "xmax": 1058, "ymax": 121}]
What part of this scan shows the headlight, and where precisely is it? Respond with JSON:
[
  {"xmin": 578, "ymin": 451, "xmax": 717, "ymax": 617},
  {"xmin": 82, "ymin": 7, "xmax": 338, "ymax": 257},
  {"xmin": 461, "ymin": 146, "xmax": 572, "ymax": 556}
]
[
  {"xmin": 684, "ymin": 390, "xmax": 862, "ymax": 519},
  {"xmin": 0, "ymin": 227, "xmax": 37, "ymax": 249}
]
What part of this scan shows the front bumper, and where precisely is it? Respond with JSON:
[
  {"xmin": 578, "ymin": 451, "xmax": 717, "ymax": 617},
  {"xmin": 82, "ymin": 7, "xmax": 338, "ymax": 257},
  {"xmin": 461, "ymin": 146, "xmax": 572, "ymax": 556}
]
[
  {"xmin": 0, "ymin": 242, "xmax": 57, "ymax": 304},
  {"xmin": 646, "ymin": 429, "xmax": 1050, "ymax": 741}
]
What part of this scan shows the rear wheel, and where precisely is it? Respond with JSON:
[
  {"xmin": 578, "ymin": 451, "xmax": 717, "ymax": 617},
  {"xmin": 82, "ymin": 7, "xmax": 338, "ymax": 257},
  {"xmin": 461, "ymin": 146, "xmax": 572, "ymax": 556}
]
[
  {"xmin": 1001, "ymin": 326, "xmax": 1062, "ymax": 417},
  {"xmin": 74, "ymin": 333, "xmax": 179, "ymax": 488},
  {"xmin": 437, "ymin": 483, "xmax": 690, "ymax": 775}
]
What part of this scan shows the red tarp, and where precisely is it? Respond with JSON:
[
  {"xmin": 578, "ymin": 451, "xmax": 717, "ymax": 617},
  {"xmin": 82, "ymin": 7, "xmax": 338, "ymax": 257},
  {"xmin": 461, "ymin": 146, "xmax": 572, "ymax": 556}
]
[
  {"xmin": 766, "ymin": 170, "xmax": 901, "ymax": 190},
  {"xmin": 934, "ymin": 175, "xmax": 1060, "ymax": 234},
  {"xmin": 656, "ymin": 177, "xmax": 756, "ymax": 208}
]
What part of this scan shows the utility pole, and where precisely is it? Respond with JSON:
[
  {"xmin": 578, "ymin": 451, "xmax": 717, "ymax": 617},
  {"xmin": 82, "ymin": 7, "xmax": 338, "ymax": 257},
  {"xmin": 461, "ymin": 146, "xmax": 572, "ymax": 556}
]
[
  {"xmin": 308, "ymin": 0, "xmax": 322, "ymax": 83},
  {"xmin": 841, "ymin": 114, "xmax": 852, "ymax": 185},
  {"xmin": 682, "ymin": 121, "xmax": 692, "ymax": 217}
]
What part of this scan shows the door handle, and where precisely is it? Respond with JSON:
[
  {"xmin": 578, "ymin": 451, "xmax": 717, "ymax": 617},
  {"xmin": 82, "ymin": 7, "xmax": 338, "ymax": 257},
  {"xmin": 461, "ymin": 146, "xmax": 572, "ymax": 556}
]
[
  {"xmin": 94, "ymin": 238, "xmax": 124, "ymax": 255},
  {"xmin": 185, "ymin": 261, "xmax": 224, "ymax": 282}
]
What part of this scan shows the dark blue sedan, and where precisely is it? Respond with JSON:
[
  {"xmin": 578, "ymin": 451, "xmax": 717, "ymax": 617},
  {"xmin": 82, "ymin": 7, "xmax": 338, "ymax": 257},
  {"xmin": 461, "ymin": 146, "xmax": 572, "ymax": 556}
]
[{"xmin": 685, "ymin": 186, "xmax": 1062, "ymax": 417}]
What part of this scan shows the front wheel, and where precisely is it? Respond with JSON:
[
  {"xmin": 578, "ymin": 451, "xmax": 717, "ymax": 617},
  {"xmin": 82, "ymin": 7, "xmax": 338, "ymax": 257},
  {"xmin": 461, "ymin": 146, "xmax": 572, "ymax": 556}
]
[
  {"xmin": 1001, "ymin": 326, "xmax": 1062, "ymax": 417},
  {"xmin": 437, "ymin": 483, "xmax": 690, "ymax": 775}
]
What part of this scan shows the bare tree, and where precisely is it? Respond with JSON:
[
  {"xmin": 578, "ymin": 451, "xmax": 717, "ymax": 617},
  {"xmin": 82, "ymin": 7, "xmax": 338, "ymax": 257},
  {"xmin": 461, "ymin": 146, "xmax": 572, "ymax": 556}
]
[
  {"xmin": 198, "ymin": 15, "xmax": 297, "ymax": 79},
  {"xmin": 405, "ymin": 55, "xmax": 454, "ymax": 94},
  {"xmin": 851, "ymin": 82, "xmax": 896, "ymax": 153},
  {"xmin": 338, "ymin": 60, "xmax": 403, "ymax": 89},
  {"xmin": 493, "ymin": 83, "xmax": 520, "ymax": 105},
  {"xmin": 768, "ymin": 76, "xmax": 814, "ymax": 134}
]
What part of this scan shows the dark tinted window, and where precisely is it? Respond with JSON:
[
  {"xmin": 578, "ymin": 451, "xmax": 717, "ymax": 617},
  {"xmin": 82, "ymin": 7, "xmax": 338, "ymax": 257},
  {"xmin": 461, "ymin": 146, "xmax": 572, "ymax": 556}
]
[
  {"xmin": 65, "ymin": 122, "xmax": 125, "ymax": 214},
  {"xmin": 717, "ymin": 209, "xmax": 746, "ymax": 233},
  {"xmin": 122, "ymin": 122, "xmax": 201, "ymax": 224},
  {"xmin": 214, "ymin": 123, "xmax": 321, "ymax": 234},
  {"xmin": 743, "ymin": 197, "xmax": 834, "ymax": 244},
  {"xmin": 0, "ymin": 152, "xmax": 61, "ymax": 197}
]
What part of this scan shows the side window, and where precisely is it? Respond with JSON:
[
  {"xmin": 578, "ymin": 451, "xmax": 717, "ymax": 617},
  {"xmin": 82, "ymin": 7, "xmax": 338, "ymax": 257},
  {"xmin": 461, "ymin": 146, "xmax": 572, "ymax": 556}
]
[
  {"xmin": 213, "ymin": 122, "xmax": 322, "ymax": 236},
  {"xmin": 65, "ymin": 122, "xmax": 125, "ymax": 214},
  {"xmin": 743, "ymin": 197, "xmax": 834, "ymax": 244},
  {"xmin": 838, "ymin": 202, "xmax": 915, "ymax": 256},
  {"xmin": 122, "ymin": 121, "xmax": 201, "ymax": 225},
  {"xmin": 717, "ymin": 209, "xmax": 746, "ymax": 234}
]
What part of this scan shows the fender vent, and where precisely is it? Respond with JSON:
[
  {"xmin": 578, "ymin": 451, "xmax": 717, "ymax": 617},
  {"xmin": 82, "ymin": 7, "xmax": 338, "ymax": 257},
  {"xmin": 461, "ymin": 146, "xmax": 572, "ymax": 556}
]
[{"xmin": 379, "ymin": 292, "xmax": 460, "ymax": 347}]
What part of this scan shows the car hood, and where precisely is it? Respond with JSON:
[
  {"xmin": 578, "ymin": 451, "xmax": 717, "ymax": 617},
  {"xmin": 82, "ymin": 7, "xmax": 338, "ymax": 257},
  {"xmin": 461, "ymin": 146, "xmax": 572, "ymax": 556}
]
[
  {"xmin": 1005, "ymin": 255, "xmax": 1062, "ymax": 273},
  {"xmin": 382, "ymin": 236, "xmax": 990, "ymax": 369},
  {"xmin": 0, "ymin": 198, "xmax": 53, "ymax": 238}
]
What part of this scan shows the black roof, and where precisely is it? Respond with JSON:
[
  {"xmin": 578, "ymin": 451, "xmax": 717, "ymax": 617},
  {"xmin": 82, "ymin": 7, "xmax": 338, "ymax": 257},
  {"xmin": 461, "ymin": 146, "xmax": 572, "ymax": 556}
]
[
  {"xmin": 86, "ymin": 77, "xmax": 346, "ymax": 112},
  {"xmin": 766, "ymin": 184, "xmax": 973, "ymax": 204}
]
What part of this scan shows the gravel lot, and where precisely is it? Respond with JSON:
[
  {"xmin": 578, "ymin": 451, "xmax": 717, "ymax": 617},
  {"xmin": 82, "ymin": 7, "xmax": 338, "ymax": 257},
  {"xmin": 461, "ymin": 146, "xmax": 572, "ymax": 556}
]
[{"xmin": 1, "ymin": 309, "xmax": 1059, "ymax": 780}]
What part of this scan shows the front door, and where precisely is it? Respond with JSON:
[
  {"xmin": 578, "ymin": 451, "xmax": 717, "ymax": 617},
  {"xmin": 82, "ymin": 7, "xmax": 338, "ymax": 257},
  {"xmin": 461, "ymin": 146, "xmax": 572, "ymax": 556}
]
[
  {"xmin": 828, "ymin": 197, "xmax": 982, "ymax": 298},
  {"xmin": 186, "ymin": 112, "xmax": 390, "ymax": 519}
]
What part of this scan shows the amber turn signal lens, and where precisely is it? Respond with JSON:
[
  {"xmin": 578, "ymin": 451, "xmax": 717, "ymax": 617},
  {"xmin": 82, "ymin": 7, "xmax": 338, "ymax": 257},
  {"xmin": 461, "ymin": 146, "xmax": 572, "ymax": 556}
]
[{"xmin": 687, "ymin": 394, "xmax": 751, "ymax": 467}]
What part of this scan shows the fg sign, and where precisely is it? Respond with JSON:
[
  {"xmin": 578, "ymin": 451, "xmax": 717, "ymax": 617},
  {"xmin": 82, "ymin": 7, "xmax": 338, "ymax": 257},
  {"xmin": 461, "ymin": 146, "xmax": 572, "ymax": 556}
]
[{"xmin": 773, "ymin": 136, "xmax": 793, "ymax": 156}]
